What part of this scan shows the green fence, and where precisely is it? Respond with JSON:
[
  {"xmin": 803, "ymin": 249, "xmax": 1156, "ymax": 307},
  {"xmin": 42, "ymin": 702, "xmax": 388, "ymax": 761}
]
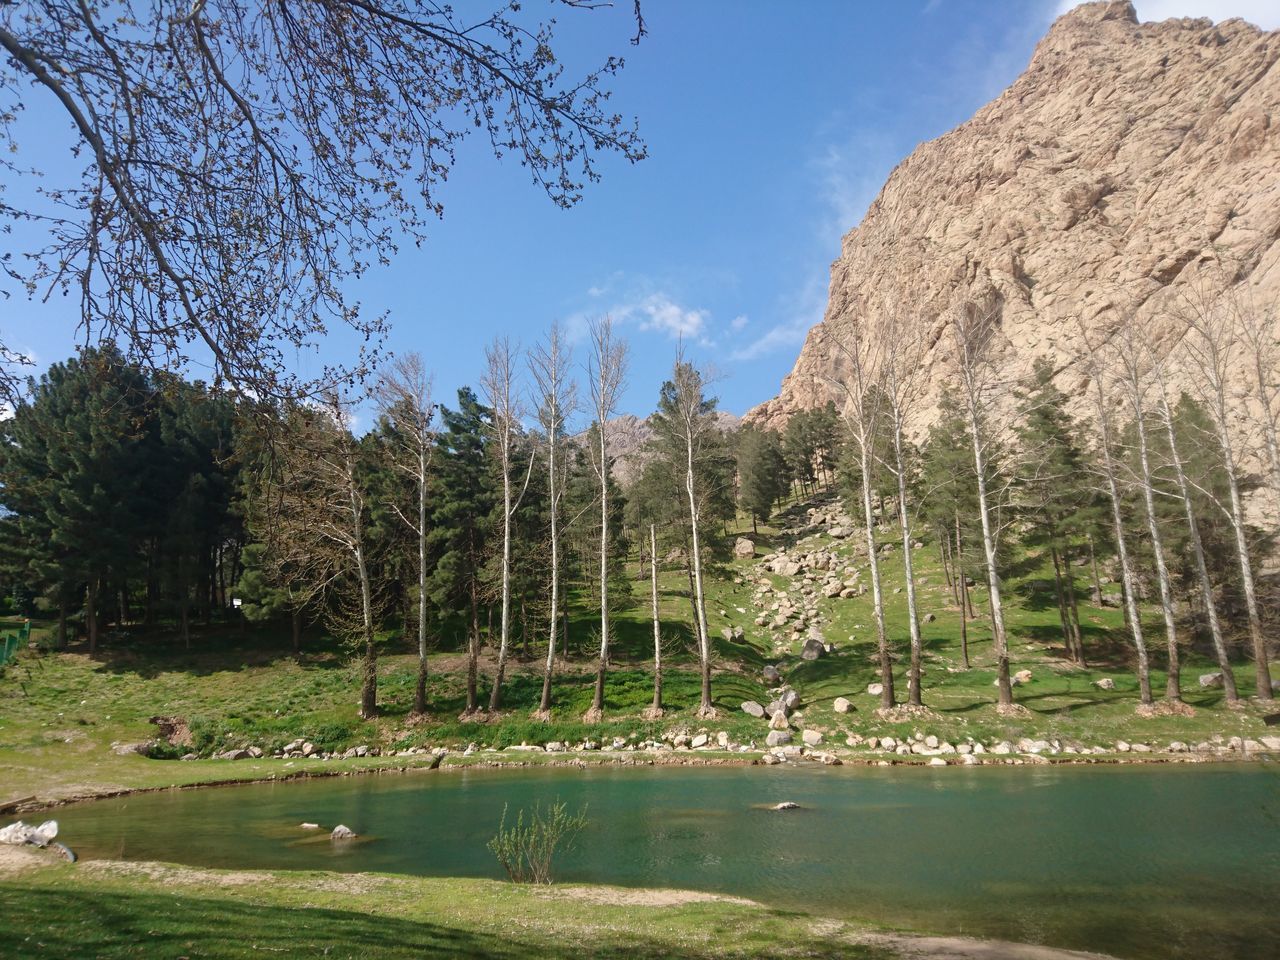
[{"xmin": 0, "ymin": 621, "xmax": 30, "ymax": 666}]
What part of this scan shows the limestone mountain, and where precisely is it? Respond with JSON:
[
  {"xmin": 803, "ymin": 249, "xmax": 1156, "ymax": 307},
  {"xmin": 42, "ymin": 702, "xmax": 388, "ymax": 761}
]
[{"xmin": 747, "ymin": 0, "xmax": 1280, "ymax": 431}]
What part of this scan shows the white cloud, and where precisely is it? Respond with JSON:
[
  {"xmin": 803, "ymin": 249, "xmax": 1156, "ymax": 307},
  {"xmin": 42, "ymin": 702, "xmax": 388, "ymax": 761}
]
[
  {"xmin": 1055, "ymin": 0, "xmax": 1279, "ymax": 29},
  {"xmin": 625, "ymin": 293, "xmax": 709, "ymax": 341},
  {"xmin": 566, "ymin": 278, "xmax": 717, "ymax": 346},
  {"xmin": 730, "ymin": 315, "xmax": 749, "ymax": 332}
]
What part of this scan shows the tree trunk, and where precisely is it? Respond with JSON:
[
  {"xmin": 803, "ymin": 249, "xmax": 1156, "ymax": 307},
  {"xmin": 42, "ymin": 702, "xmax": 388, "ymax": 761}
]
[
  {"xmin": 1062, "ymin": 547, "xmax": 1085, "ymax": 667},
  {"xmin": 893, "ymin": 418, "xmax": 924, "ymax": 707},
  {"xmin": 650, "ymin": 523, "xmax": 663, "ymax": 715},
  {"xmin": 1087, "ymin": 535, "xmax": 1103, "ymax": 606},
  {"xmin": 466, "ymin": 586, "xmax": 480, "ymax": 713},
  {"xmin": 1096, "ymin": 402, "xmax": 1152, "ymax": 706},
  {"xmin": 489, "ymin": 435, "xmax": 515, "ymax": 712},
  {"xmin": 590, "ymin": 422, "xmax": 610, "ymax": 719},
  {"xmin": 1213, "ymin": 418, "xmax": 1273, "ymax": 701},
  {"xmin": 86, "ymin": 580, "xmax": 98, "ymax": 656},
  {"xmin": 966, "ymin": 406, "xmax": 1011, "ymax": 707},
  {"xmin": 687, "ymin": 437, "xmax": 714, "ymax": 717},
  {"xmin": 57, "ymin": 599, "xmax": 67, "ymax": 650},
  {"xmin": 1130, "ymin": 414, "xmax": 1180, "ymax": 700},
  {"xmin": 415, "ymin": 445, "xmax": 429, "ymax": 715},
  {"xmin": 1049, "ymin": 546, "xmax": 1075, "ymax": 663},
  {"xmin": 859, "ymin": 442, "xmax": 894, "ymax": 710},
  {"xmin": 1156, "ymin": 398, "xmax": 1238, "ymax": 702},
  {"xmin": 292, "ymin": 607, "xmax": 302, "ymax": 658}
]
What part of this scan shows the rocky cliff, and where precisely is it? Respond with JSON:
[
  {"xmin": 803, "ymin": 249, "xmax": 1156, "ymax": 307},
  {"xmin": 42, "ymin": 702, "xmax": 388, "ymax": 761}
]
[{"xmin": 748, "ymin": 0, "xmax": 1280, "ymax": 431}]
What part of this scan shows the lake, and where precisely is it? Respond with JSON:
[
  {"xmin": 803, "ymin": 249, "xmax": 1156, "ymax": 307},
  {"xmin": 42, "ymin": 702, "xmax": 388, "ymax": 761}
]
[{"xmin": 50, "ymin": 762, "xmax": 1280, "ymax": 959}]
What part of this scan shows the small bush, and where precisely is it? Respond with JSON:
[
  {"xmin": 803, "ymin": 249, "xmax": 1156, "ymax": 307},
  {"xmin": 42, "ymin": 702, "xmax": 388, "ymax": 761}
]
[{"xmin": 487, "ymin": 800, "xmax": 588, "ymax": 884}]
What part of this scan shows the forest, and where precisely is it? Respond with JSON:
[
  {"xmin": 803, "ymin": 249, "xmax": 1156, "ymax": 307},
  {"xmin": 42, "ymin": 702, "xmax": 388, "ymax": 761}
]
[{"xmin": 2, "ymin": 294, "xmax": 1276, "ymax": 725}]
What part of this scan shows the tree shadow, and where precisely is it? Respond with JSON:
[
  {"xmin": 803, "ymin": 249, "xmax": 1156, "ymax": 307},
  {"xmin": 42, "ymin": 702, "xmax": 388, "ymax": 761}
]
[{"xmin": 1, "ymin": 883, "xmax": 890, "ymax": 959}]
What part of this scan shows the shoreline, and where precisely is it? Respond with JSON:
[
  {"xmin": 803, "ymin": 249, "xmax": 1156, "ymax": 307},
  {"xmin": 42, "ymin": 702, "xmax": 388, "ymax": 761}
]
[{"xmin": 4, "ymin": 745, "xmax": 1270, "ymax": 816}]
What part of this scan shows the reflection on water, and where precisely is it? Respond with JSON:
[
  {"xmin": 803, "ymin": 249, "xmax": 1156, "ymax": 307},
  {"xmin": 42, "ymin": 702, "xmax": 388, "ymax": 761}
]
[{"xmin": 52, "ymin": 762, "xmax": 1280, "ymax": 960}]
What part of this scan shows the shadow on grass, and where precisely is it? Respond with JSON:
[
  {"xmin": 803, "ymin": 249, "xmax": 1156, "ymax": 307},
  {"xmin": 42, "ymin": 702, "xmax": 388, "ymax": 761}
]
[{"xmin": 0, "ymin": 883, "xmax": 891, "ymax": 960}]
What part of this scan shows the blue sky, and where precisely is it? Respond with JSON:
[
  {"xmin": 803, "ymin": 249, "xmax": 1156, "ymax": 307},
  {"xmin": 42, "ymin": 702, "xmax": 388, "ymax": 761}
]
[{"xmin": 5, "ymin": 0, "xmax": 1277, "ymax": 422}]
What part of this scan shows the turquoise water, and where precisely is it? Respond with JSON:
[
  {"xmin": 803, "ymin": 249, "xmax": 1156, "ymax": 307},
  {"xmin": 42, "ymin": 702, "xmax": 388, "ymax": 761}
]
[{"xmin": 52, "ymin": 763, "xmax": 1280, "ymax": 959}]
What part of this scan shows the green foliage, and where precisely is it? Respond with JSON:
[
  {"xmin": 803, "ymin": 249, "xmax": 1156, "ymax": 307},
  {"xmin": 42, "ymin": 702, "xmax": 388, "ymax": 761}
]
[{"xmin": 487, "ymin": 800, "xmax": 588, "ymax": 884}]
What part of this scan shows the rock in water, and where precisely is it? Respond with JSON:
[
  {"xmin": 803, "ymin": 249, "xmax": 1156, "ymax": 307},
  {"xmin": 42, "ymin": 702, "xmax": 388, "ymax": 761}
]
[
  {"xmin": 330, "ymin": 825, "xmax": 357, "ymax": 840},
  {"xmin": 772, "ymin": 802, "xmax": 800, "ymax": 811},
  {"xmin": 745, "ymin": 2, "xmax": 1280, "ymax": 433}
]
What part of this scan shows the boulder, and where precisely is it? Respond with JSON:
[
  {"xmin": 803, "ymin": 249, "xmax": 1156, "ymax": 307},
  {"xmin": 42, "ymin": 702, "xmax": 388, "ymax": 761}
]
[
  {"xmin": 1013, "ymin": 669, "xmax": 1033, "ymax": 685},
  {"xmin": 760, "ymin": 752, "xmax": 782, "ymax": 765},
  {"xmin": 741, "ymin": 700, "xmax": 766, "ymax": 719},
  {"xmin": 1093, "ymin": 678, "xmax": 1116, "ymax": 690},
  {"xmin": 691, "ymin": 733, "xmax": 709, "ymax": 749},
  {"xmin": 923, "ymin": 613, "xmax": 937, "ymax": 623},
  {"xmin": 800, "ymin": 637, "xmax": 825, "ymax": 661},
  {"xmin": 1258, "ymin": 736, "xmax": 1280, "ymax": 751},
  {"xmin": 300, "ymin": 822, "xmax": 320, "ymax": 830},
  {"xmin": 111, "ymin": 741, "xmax": 153, "ymax": 757},
  {"xmin": 866, "ymin": 682, "xmax": 884, "ymax": 697},
  {"xmin": 733, "ymin": 537, "xmax": 756, "ymax": 559},
  {"xmin": 929, "ymin": 757, "xmax": 948, "ymax": 766},
  {"xmin": 330, "ymin": 825, "xmax": 357, "ymax": 840},
  {"xmin": 762, "ymin": 664, "xmax": 781, "ymax": 684},
  {"xmin": 772, "ymin": 801, "xmax": 800, "ymax": 811},
  {"xmin": 832, "ymin": 696, "xmax": 852, "ymax": 714},
  {"xmin": 768, "ymin": 711, "xmax": 791, "ymax": 731},
  {"xmin": 779, "ymin": 687, "xmax": 800, "ymax": 710},
  {"xmin": 1198, "ymin": 672, "xmax": 1224, "ymax": 689},
  {"xmin": 765, "ymin": 730, "xmax": 792, "ymax": 747},
  {"xmin": 801, "ymin": 729, "xmax": 824, "ymax": 747}
]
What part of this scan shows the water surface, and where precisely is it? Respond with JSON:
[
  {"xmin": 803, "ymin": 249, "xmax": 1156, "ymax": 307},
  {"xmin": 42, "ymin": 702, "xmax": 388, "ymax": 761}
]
[{"xmin": 52, "ymin": 762, "xmax": 1280, "ymax": 959}]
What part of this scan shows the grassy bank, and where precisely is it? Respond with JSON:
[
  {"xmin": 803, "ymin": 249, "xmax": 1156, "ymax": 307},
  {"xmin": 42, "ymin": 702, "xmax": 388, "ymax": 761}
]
[{"xmin": 2, "ymin": 848, "xmax": 1117, "ymax": 960}]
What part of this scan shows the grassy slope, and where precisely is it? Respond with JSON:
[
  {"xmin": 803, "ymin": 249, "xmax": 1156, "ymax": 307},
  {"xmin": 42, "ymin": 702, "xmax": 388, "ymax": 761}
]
[{"xmin": 1, "ymin": 489, "xmax": 1275, "ymax": 807}]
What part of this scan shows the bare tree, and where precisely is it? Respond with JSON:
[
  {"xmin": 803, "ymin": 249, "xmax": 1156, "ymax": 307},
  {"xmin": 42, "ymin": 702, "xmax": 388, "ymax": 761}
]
[
  {"xmin": 528, "ymin": 323, "xmax": 576, "ymax": 718},
  {"xmin": 482, "ymin": 337, "xmax": 532, "ymax": 713},
  {"xmin": 584, "ymin": 316, "xmax": 626, "ymax": 722},
  {"xmin": 823, "ymin": 313, "xmax": 895, "ymax": 711},
  {"xmin": 0, "ymin": 1, "xmax": 645, "ymax": 407},
  {"xmin": 879, "ymin": 307, "xmax": 929, "ymax": 707},
  {"xmin": 375, "ymin": 353, "xmax": 435, "ymax": 715},
  {"xmin": 949, "ymin": 301, "xmax": 1015, "ymax": 710},
  {"xmin": 1112, "ymin": 316, "xmax": 1182, "ymax": 702},
  {"xmin": 1078, "ymin": 324, "xmax": 1153, "ymax": 706},
  {"xmin": 273, "ymin": 396, "xmax": 383, "ymax": 718},
  {"xmin": 1235, "ymin": 294, "xmax": 1280, "ymax": 509},
  {"xmin": 1149, "ymin": 347, "xmax": 1239, "ymax": 703},
  {"xmin": 1179, "ymin": 285, "xmax": 1273, "ymax": 701}
]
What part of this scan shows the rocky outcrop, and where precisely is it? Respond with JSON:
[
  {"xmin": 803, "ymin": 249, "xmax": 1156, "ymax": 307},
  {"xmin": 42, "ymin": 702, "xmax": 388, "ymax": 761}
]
[
  {"xmin": 589, "ymin": 411, "xmax": 740, "ymax": 488},
  {"xmin": 749, "ymin": 1, "xmax": 1280, "ymax": 431}
]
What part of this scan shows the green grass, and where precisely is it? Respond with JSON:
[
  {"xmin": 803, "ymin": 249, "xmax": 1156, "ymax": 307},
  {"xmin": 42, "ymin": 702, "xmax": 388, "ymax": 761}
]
[{"xmin": 0, "ymin": 859, "xmax": 900, "ymax": 959}]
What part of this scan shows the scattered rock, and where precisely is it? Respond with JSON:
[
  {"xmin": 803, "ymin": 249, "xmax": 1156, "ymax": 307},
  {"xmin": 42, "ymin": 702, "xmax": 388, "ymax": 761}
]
[
  {"xmin": 1198, "ymin": 672, "xmax": 1223, "ymax": 689},
  {"xmin": 762, "ymin": 664, "xmax": 781, "ymax": 684},
  {"xmin": 760, "ymin": 753, "xmax": 783, "ymax": 765},
  {"xmin": 768, "ymin": 711, "xmax": 791, "ymax": 731},
  {"xmin": 866, "ymin": 682, "xmax": 883, "ymax": 697},
  {"xmin": 741, "ymin": 700, "xmax": 765, "ymax": 719},
  {"xmin": 929, "ymin": 757, "xmax": 947, "ymax": 767},
  {"xmin": 733, "ymin": 537, "xmax": 756, "ymax": 559},
  {"xmin": 801, "ymin": 729, "xmax": 824, "ymax": 747},
  {"xmin": 111, "ymin": 741, "xmax": 154, "ymax": 757},
  {"xmin": 765, "ymin": 730, "xmax": 792, "ymax": 748},
  {"xmin": 330, "ymin": 825, "xmax": 356, "ymax": 840},
  {"xmin": 300, "ymin": 822, "xmax": 320, "ymax": 830},
  {"xmin": 1093, "ymin": 678, "xmax": 1116, "ymax": 690},
  {"xmin": 691, "ymin": 733, "xmax": 709, "ymax": 749},
  {"xmin": 832, "ymin": 696, "xmax": 852, "ymax": 714},
  {"xmin": 1013, "ymin": 669, "xmax": 1033, "ymax": 685}
]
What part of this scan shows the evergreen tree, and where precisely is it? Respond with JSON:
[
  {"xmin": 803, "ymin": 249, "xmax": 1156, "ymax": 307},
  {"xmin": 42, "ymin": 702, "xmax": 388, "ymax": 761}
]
[{"xmin": 737, "ymin": 425, "xmax": 788, "ymax": 534}]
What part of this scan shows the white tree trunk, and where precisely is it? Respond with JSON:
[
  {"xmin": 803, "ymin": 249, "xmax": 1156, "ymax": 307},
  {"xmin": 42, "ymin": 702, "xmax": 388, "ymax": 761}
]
[
  {"xmin": 858, "ymin": 440, "xmax": 895, "ymax": 710},
  {"xmin": 1158, "ymin": 393, "xmax": 1238, "ymax": 702},
  {"xmin": 965, "ymin": 396, "xmax": 1012, "ymax": 707},
  {"xmin": 1131, "ymin": 411, "xmax": 1181, "ymax": 700},
  {"xmin": 687, "ymin": 432, "xmax": 713, "ymax": 716},
  {"xmin": 650, "ymin": 523, "xmax": 663, "ymax": 714},
  {"xmin": 892, "ymin": 414, "xmax": 924, "ymax": 707}
]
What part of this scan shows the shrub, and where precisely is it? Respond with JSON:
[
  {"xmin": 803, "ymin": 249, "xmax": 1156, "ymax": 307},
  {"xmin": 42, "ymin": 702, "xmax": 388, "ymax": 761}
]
[{"xmin": 487, "ymin": 800, "xmax": 588, "ymax": 884}]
